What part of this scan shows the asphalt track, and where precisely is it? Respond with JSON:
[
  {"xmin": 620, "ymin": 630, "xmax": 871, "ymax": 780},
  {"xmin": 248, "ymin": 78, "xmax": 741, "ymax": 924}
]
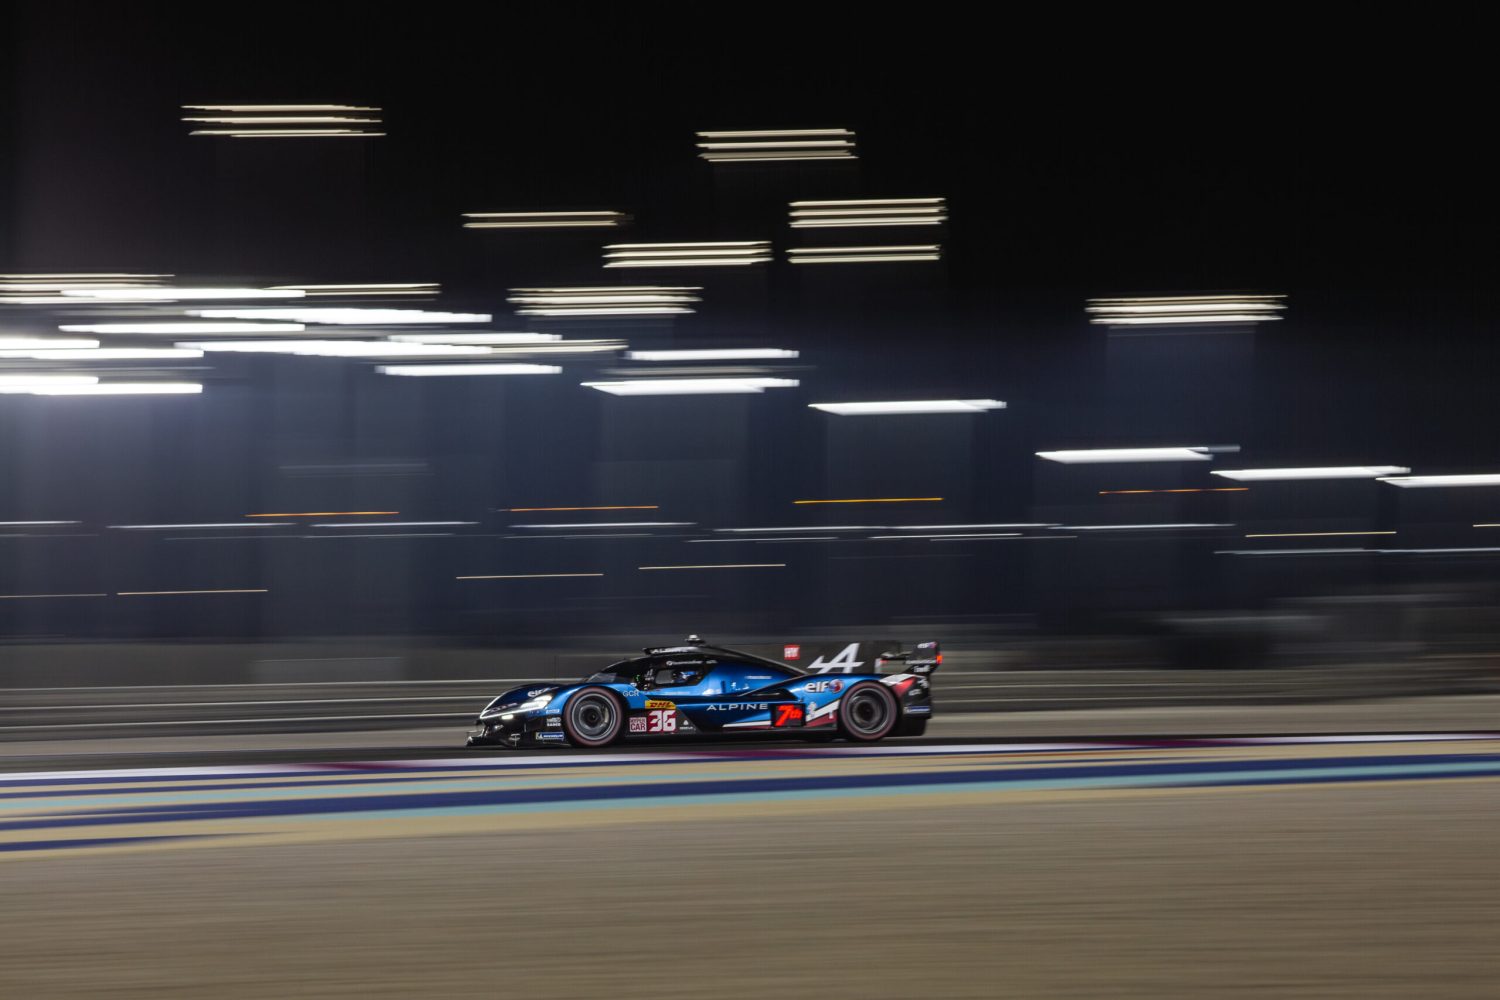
[{"xmin": 3, "ymin": 708, "xmax": 1498, "ymax": 998}]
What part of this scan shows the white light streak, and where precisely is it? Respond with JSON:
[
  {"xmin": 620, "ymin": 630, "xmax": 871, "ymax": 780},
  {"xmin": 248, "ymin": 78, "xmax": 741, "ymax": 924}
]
[
  {"xmin": 109, "ymin": 523, "xmax": 294, "ymax": 530},
  {"xmin": 626, "ymin": 349, "xmax": 798, "ymax": 361},
  {"xmin": 787, "ymin": 244, "xmax": 941, "ymax": 263},
  {"xmin": 462, "ymin": 211, "xmax": 624, "ymax": 225},
  {"xmin": 1037, "ymin": 447, "xmax": 1230, "ymax": 464},
  {"xmin": 1377, "ymin": 475, "xmax": 1500, "ymax": 488},
  {"xmin": 810, "ymin": 399, "xmax": 1004, "ymax": 415},
  {"xmin": 21, "ymin": 383, "xmax": 203, "ymax": 395},
  {"xmin": 789, "ymin": 198, "xmax": 947, "ymax": 229},
  {"xmin": 696, "ymin": 128, "xmax": 856, "ymax": 162},
  {"xmin": 0, "ymin": 376, "xmax": 99, "ymax": 389},
  {"xmin": 1058, "ymin": 523, "xmax": 1234, "ymax": 531},
  {"xmin": 61, "ymin": 287, "xmax": 305, "ymax": 301},
  {"xmin": 892, "ymin": 524, "xmax": 1059, "ymax": 530},
  {"xmin": 510, "ymin": 522, "xmax": 694, "ymax": 529},
  {"xmin": 386, "ymin": 333, "xmax": 561, "ymax": 344},
  {"xmin": 509, "ymin": 286, "xmax": 700, "ymax": 317},
  {"xmin": 1, "ymin": 348, "xmax": 203, "ymax": 360},
  {"xmin": 1085, "ymin": 294, "xmax": 1286, "ymax": 326},
  {"xmin": 377, "ymin": 364, "xmax": 561, "ymax": 376},
  {"xmin": 1212, "ymin": 466, "xmax": 1411, "ymax": 481},
  {"xmin": 311, "ymin": 521, "xmax": 478, "ymax": 528},
  {"xmin": 638, "ymin": 563, "xmax": 785, "ymax": 570},
  {"xmin": 191, "ymin": 308, "xmax": 490, "ymax": 325},
  {"xmin": 58, "ymin": 322, "xmax": 305, "ymax": 335},
  {"xmin": 0, "ymin": 337, "xmax": 100, "ymax": 350},
  {"xmin": 457, "ymin": 573, "xmax": 605, "ymax": 579},
  {"xmin": 582, "ymin": 378, "xmax": 798, "ymax": 396}
]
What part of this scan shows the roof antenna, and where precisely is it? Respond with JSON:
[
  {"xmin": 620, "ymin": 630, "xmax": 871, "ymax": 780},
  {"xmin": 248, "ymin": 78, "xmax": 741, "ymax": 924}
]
[{"xmin": 687, "ymin": 634, "xmax": 704, "ymax": 645}]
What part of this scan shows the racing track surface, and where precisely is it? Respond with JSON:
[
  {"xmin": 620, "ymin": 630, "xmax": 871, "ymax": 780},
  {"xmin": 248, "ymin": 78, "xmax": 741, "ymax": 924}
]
[{"xmin": 3, "ymin": 730, "xmax": 1498, "ymax": 998}]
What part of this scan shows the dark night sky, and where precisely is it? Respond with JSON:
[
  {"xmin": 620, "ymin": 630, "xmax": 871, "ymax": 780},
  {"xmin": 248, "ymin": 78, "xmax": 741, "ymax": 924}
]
[{"xmin": 0, "ymin": 4, "xmax": 1488, "ymax": 638}]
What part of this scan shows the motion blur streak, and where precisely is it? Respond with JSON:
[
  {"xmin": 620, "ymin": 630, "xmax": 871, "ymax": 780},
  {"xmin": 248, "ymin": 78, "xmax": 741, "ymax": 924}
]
[{"xmin": 793, "ymin": 497, "xmax": 944, "ymax": 504}]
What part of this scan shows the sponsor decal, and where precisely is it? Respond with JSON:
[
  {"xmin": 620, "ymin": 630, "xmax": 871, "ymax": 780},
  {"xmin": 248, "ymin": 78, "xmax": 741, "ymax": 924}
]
[
  {"xmin": 628, "ymin": 716, "xmax": 648, "ymax": 733},
  {"xmin": 536, "ymin": 732, "xmax": 566, "ymax": 742},
  {"xmin": 645, "ymin": 708, "xmax": 678, "ymax": 733},
  {"xmin": 783, "ymin": 644, "xmax": 801, "ymax": 660},
  {"xmin": 747, "ymin": 675, "xmax": 771, "ymax": 680},
  {"xmin": 905, "ymin": 705, "xmax": 932, "ymax": 715},
  {"xmin": 545, "ymin": 716, "xmax": 562, "ymax": 727},
  {"xmin": 527, "ymin": 688, "xmax": 552, "ymax": 697},
  {"xmin": 806, "ymin": 643, "xmax": 864, "ymax": 674},
  {"xmin": 772, "ymin": 704, "xmax": 805, "ymax": 728},
  {"xmin": 805, "ymin": 679, "xmax": 844, "ymax": 694},
  {"xmin": 645, "ymin": 699, "xmax": 676, "ymax": 710},
  {"xmin": 704, "ymin": 703, "xmax": 768, "ymax": 712},
  {"xmin": 544, "ymin": 709, "xmax": 562, "ymax": 716}
]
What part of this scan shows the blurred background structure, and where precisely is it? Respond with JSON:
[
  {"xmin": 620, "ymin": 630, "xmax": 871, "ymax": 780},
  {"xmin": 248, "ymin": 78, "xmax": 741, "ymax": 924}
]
[{"xmin": 0, "ymin": 3, "xmax": 1489, "ymax": 686}]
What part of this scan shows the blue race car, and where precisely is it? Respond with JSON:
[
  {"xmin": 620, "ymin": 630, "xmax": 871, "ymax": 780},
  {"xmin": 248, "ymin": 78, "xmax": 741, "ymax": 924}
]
[{"xmin": 465, "ymin": 635, "xmax": 940, "ymax": 749}]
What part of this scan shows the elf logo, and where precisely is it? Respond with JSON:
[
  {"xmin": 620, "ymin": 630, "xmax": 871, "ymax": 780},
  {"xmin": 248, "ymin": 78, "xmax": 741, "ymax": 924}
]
[
  {"xmin": 805, "ymin": 679, "xmax": 844, "ymax": 693},
  {"xmin": 805, "ymin": 643, "xmax": 864, "ymax": 674}
]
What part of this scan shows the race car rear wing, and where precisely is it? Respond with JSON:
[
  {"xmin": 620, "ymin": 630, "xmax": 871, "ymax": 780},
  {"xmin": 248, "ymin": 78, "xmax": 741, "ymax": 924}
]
[{"xmin": 878, "ymin": 640, "xmax": 942, "ymax": 675}]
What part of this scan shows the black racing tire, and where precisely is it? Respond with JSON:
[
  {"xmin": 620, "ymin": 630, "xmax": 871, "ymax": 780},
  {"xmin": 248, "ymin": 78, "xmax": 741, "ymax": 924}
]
[
  {"xmin": 893, "ymin": 715, "xmax": 928, "ymax": 738},
  {"xmin": 561, "ymin": 687, "xmax": 625, "ymax": 748},
  {"xmin": 836, "ymin": 681, "xmax": 899, "ymax": 742}
]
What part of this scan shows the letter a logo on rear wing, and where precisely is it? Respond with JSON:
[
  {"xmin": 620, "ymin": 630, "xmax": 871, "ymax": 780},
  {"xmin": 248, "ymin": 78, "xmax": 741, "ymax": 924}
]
[{"xmin": 805, "ymin": 642, "xmax": 864, "ymax": 674}]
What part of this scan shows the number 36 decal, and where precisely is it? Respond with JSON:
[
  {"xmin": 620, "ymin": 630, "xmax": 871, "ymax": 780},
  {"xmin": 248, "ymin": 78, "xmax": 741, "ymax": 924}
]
[{"xmin": 646, "ymin": 708, "xmax": 677, "ymax": 733}]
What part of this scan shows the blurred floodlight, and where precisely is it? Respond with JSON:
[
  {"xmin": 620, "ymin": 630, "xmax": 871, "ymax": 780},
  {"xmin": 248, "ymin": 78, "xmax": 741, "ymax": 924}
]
[
  {"xmin": 267, "ymin": 283, "xmax": 438, "ymax": 298},
  {"xmin": 810, "ymin": 399, "xmax": 1004, "ymax": 415},
  {"xmin": 61, "ymin": 287, "xmax": 305, "ymax": 300},
  {"xmin": 388, "ymin": 333, "xmax": 561, "ymax": 344},
  {"xmin": 697, "ymin": 128, "xmax": 856, "ymax": 162},
  {"xmin": 463, "ymin": 211, "xmax": 628, "ymax": 229},
  {"xmin": 787, "ymin": 245, "xmax": 941, "ymax": 264},
  {"xmin": 603, "ymin": 241, "xmax": 771, "ymax": 268},
  {"xmin": 0, "ymin": 375, "xmax": 100, "ymax": 391},
  {"xmin": 377, "ymin": 364, "xmax": 561, "ymax": 376},
  {"xmin": 183, "ymin": 104, "xmax": 382, "ymax": 138},
  {"xmin": 1037, "ymin": 447, "xmax": 1235, "ymax": 463},
  {"xmin": 192, "ymin": 308, "xmax": 490, "ymax": 324},
  {"xmin": 790, "ymin": 198, "xmax": 947, "ymax": 228},
  {"xmin": 2, "ymin": 347, "xmax": 204, "ymax": 360},
  {"xmin": 893, "ymin": 523, "xmax": 1059, "ymax": 530},
  {"xmin": 1085, "ymin": 294, "xmax": 1286, "ymax": 326},
  {"xmin": 510, "ymin": 286, "xmax": 700, "ymax": 317},
  {"xmin": 582, "ymin": 378, "xmax": 798, "ymax": 396},
  {"xmin": 1212, "ymin": 466, "xmax": 1411, "ymax": 481},
  {"xmin": 0, "ymin": 337, "xmax": 101, "ymax": 349},
  {"xmin": 715, "ymin": 526, "xmax": 880, "ymax": 533},
  {"xmin": 1059, "ymin": 523, "xmax": 1234, "ymax": 530},
  {"xmin": 109, "ymin": 523, "xmax": 292, "ymax": 529},
  {"xmin": 1378, "ymin": 474, "xmax": 1500, "ymax": 488},
  {"xmin": 627, "ymin": 349, "xmax": 798, "ymax": 361},
  {"xmin": 180, "ymin": 340, "xmax": 494, "ymax": 358},
  {"xmin": 59, "ymin": 322, "xmax": 306, "ymax": 335},
  {"xmin": 22, "ymin": 383, "xmax": 203, "ymax": 395},
  {"xmin": 510, "ymin": 522, "xmax": 695, "ymax": 529}
]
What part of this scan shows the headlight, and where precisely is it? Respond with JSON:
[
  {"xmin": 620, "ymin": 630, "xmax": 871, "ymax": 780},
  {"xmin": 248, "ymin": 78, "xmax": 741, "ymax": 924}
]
[{"xmin": 480, "ymin": 692, "xmax": 554, "ymax": 720}]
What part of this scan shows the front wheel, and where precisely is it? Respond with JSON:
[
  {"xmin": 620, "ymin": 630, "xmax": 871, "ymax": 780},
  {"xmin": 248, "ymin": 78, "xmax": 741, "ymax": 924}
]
[
  {"xmin": 561, "ymin": 687, "xmax": 624, "ymax": 748},
  {"xmin": 836, "ymin": 681, "xmax": 899, "ymax": 742}
]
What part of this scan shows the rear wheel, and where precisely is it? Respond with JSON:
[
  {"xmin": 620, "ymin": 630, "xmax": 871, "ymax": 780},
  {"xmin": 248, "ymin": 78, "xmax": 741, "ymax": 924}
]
[
  {"xmin": 836, "ymin": 681, "xmax": 898, "ymax": 742},
  {"xmin": 562, "ymin": 688, "xmax": 624, "ymax": 747}
]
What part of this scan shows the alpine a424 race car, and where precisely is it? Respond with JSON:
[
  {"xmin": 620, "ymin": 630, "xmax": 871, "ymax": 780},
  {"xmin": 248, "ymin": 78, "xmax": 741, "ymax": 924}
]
[{"xmin": 466, "ymin": 636, "xmax": 940, "ymax": 749}]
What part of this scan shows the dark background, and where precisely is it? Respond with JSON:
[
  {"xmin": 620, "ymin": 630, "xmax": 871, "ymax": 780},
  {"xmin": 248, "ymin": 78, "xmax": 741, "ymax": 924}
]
[{"xmin": 0, "ymin": 3, "xmax": 1488, "ymax": 642}]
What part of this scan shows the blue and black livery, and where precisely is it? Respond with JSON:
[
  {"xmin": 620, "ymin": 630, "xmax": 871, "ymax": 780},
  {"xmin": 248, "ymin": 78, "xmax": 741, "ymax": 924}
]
[{"xmin": 466, "ymin": 635, "xmax": 940, "ymax": 748}]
